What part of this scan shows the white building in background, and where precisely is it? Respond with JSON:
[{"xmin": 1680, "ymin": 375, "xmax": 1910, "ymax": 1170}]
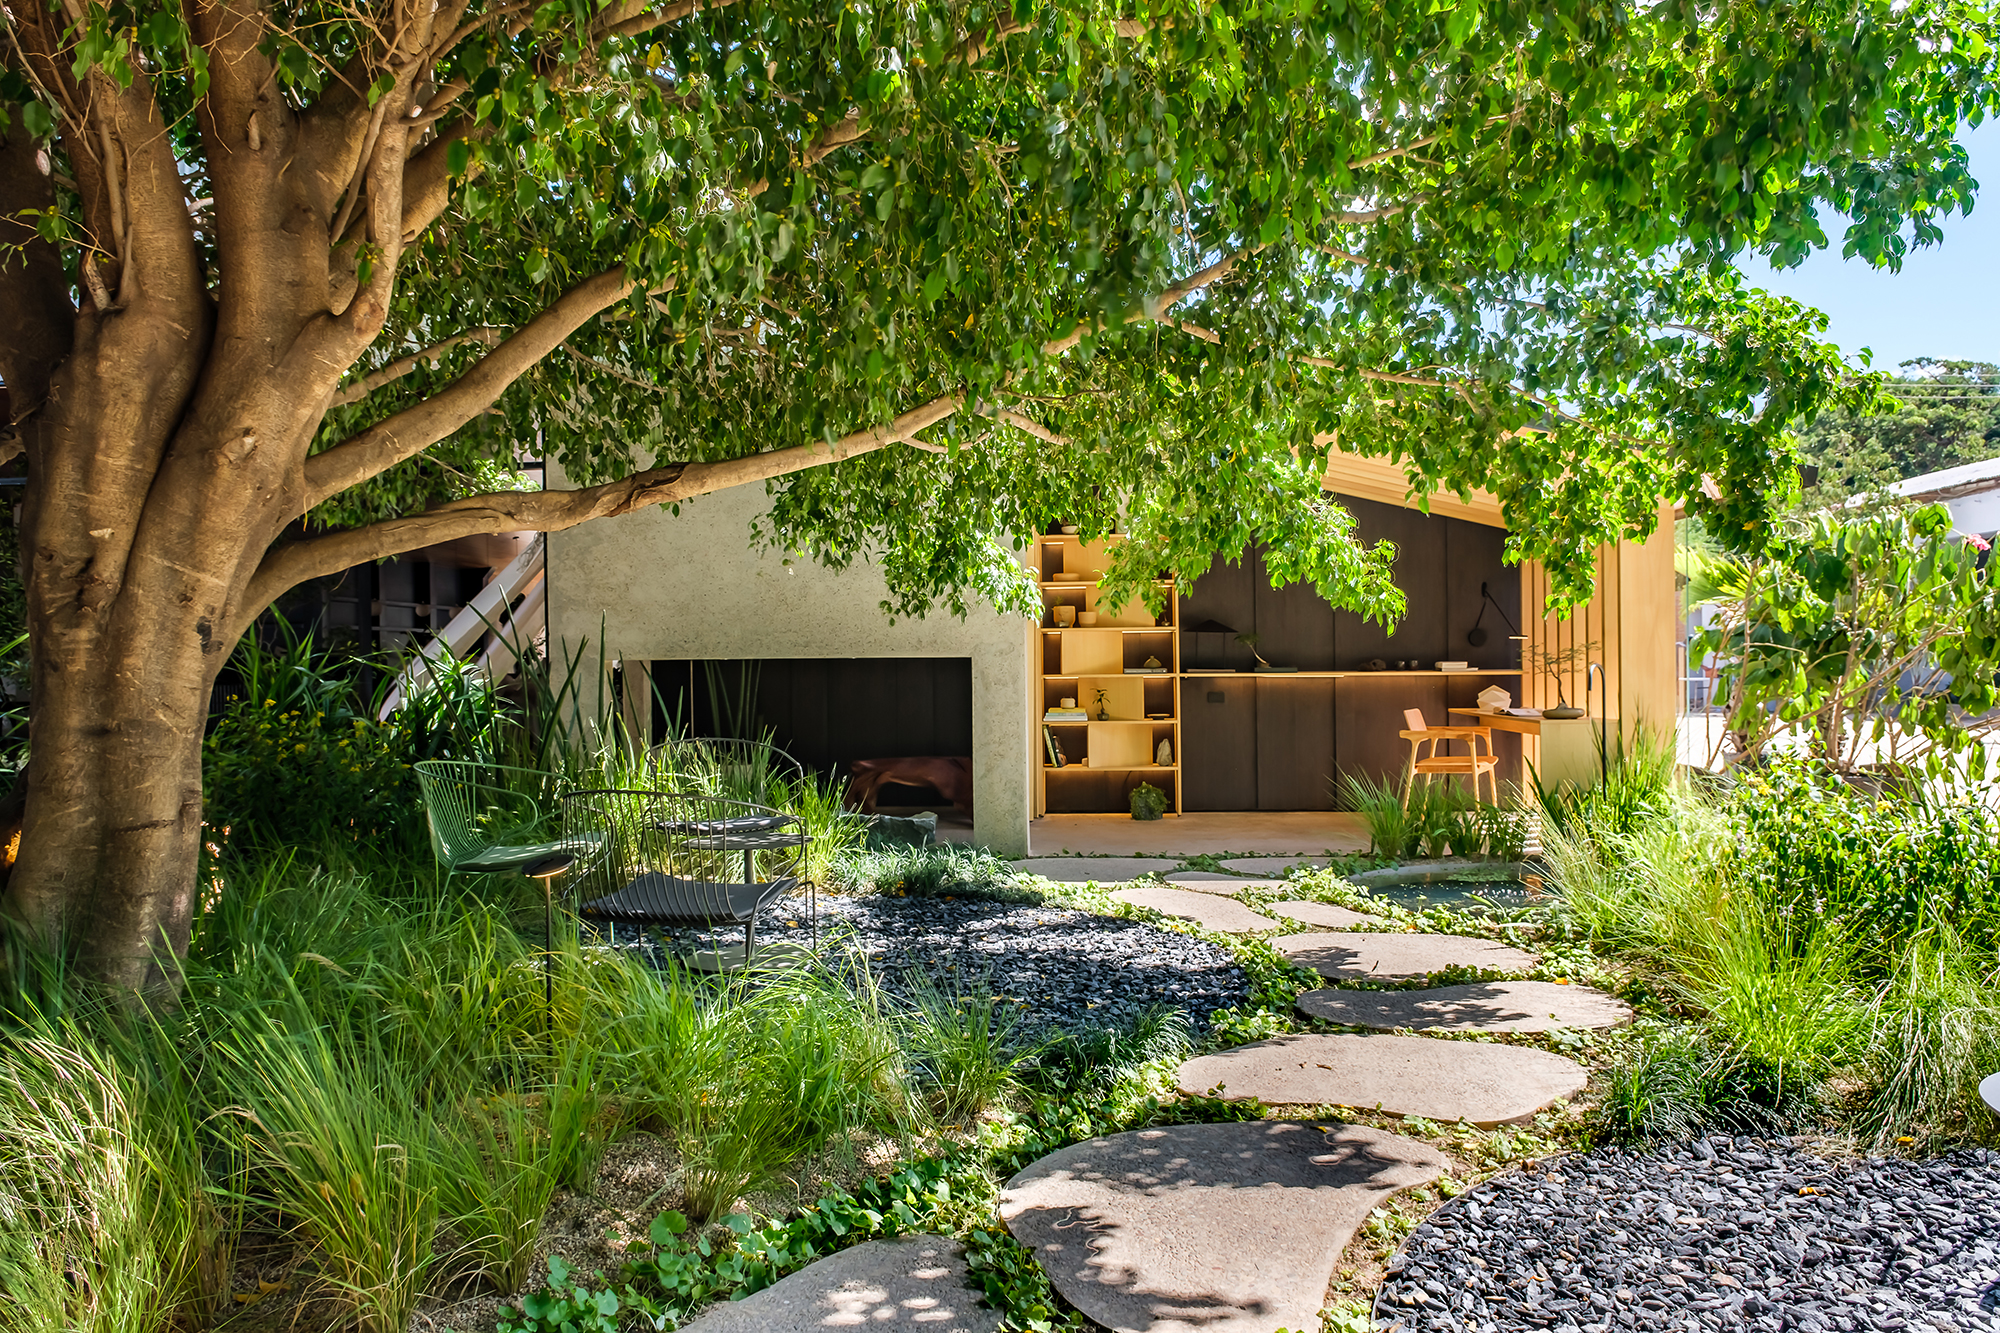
[{"xmin": 1890, "ymin": 456, "xmax": 2000, "ymax": 539}]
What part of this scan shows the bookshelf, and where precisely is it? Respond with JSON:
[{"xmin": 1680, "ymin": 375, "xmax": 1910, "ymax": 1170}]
[{"xmin": 1033, "ymin": 533, "xmax": 1182, "ymax": 816}]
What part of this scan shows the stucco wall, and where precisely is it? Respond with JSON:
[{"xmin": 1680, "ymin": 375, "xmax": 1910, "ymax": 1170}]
[{"xmin": 546, "ymin": 483, "xmax": 1034, "ymax": 855}]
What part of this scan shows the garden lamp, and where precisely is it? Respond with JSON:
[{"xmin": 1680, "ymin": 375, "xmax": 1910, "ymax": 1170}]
[{"xmin": 522, "ymin": 852, "xmax": 575, "ymax": 1015}]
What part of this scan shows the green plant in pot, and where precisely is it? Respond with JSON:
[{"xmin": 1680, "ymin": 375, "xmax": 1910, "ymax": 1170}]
[
  {"xmin": 1130, "ymin": 782, "xmax": 1170, "ymax": 821},
  {"xmin": 1522, "ymin": 638, "xmax": 1600, "ymax": 720}
]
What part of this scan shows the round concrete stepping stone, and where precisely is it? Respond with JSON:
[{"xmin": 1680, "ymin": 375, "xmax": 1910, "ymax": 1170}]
[
  {"xmin": 1162, "ymin": 871, "xmax": 1267, "ymax": 896},
  {"xmin": 680, "ymin": 1234, "xmax": 999, "ymax": 1332},
  {"xmin": 1111, "ymin": 884, "xmax": 1279, "ymax": 934},
  {"xmin": 1296, "ymin": 980, "xmax": 1631, "ymax": 1032},
  {"xmin": 1012, "ymin": 857, "xmax": 1176, "ymax": 884},
  {"xmin": 1269, "ymin": 900, "xmax": 1387, "ymax": 930},
  {"xmin": 1274, "ymin": 931, "xmax": 1535, "ymax": 981},
  {"xmin": 1219, "ymin": 855, "xmax": 1333, "ymax": 876},
  {"xmin": 1176, "ymin": 1032, "xmax": 1587, "ymax": 1127},
  {"xmin": 1000, "ymin": 1120, "xmax": 1443, "ymax": 1333}
]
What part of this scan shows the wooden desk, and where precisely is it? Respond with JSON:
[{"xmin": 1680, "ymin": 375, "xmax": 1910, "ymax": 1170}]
[{"xmin": 1449, "ymin": 709, "xmax": 1605, "ymax": 788}]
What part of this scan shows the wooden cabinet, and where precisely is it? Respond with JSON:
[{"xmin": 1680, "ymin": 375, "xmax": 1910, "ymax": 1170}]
[{"xmin": 1033, "ymin": 535, "xmax": 1182, "ymax": 816}]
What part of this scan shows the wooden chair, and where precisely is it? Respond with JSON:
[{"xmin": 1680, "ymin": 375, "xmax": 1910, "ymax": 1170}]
[{"xmin": 1399, "ymin": 708, "xmax": 1499, "ymax": 805}]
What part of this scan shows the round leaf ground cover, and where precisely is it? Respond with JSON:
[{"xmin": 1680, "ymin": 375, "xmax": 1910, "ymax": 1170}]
[
  {"xmin": 641, "ymin": 893, "xmax": 1250, "ymax": 1036},
  {"xmin": 1375, "ymin": 1137, "xmax": 2000, "ymax": 1332}
]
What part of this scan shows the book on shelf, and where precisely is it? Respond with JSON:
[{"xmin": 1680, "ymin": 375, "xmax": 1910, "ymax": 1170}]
[
  {"xmin": 1043, "ymin": 726, "xmax": 1068, "ymax": 767},
  {"xmin": 1123, "ymin": 667, "xmax": 1171, "ymax": 675},
  {"xmin": 1043, "ymin": 708, "xmax": 1089, "ymax": 720}
]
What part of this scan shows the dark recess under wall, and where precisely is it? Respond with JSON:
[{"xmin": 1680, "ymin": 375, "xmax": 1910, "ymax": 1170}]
[
  {"xmin": 1176, "ymin": 497, "xmax": 1523, "ymax": 811},
  {"xmin": 651, "ymin": 657, "xmax": 973, "ymax": 805}
]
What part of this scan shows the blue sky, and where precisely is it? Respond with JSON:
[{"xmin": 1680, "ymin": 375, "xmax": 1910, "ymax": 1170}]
[{"xmin": 1740, "ymin": 118, "xmax": 2000, "ymax": 372}]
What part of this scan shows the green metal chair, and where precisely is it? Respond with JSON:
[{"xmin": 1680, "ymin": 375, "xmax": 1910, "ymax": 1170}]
[{"xmin": 413, "ymin": 760, "xmax": 602, "ymax": 875}]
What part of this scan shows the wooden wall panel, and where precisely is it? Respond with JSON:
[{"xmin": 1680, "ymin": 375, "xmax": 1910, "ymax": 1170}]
[
  {"xmin": 1181, "ymin": 676, "xmax": 1258, "ymax": 810},
  {"xmin": 1331, "ymin": 497, "xmax": 1448, "ymax": 668},
  {"xmin": 1254, "ymin": 679, "xmax": 1337, "ymax": 810},
  {"xmin": 1251, "ymin": 549, "xmax": 1338, "ymax": 671},
  {"xmin": 1178, "ymin": 555, "xmax": 1261, "ymax": 672},
  {"xmin": 1334, "ymin": 676, "xmax": 1446, "ymax": 791},
  {"xmin": 1441, "ymin": 520, "xmax": 1522, "ymax": 672}
]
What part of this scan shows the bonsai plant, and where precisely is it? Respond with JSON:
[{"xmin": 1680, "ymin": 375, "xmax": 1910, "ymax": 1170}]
[
  {"xmin": 1129, "ymin": 782, "xmax": 1170, "ymax": 821},
  {"xmin": 1521, "ymin": 638, "xmax": 1600, "ymax": 719}
]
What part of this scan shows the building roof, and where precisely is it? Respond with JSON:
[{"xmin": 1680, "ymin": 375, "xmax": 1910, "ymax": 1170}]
[{"xmin": 1888, "ymin": 455, "xmax": 2000, "ymax": 503}]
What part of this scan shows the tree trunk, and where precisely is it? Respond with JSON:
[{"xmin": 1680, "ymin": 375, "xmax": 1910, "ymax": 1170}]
[{"xmin": 7, "ymin": 622, "xmax": 211, "ymax": 997}]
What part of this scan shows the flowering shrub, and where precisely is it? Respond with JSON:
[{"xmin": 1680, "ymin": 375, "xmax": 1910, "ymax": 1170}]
[{"xmin": 204, "ymin": 695, "xmax": 419, "ymax": 851}]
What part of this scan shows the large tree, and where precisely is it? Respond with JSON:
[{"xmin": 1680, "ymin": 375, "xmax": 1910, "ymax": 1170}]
[{"xmin": 0, "ymin": 0, "xmax": 1991, "ymax": 992}]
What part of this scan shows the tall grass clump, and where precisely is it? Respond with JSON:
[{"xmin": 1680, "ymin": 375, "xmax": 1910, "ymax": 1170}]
[
  {"xmin": 433, "ymin": 1091, "xmax": 561, "ymax": 1295},
  {"xmin": 901, "ymin": 974, "xmax": 1035, "ymax": 1123},
  {"xmin": 840, "ymin": 842, "xmax": 1042, "ymax": 902},
  {"xmin": 611, "ymin": 956, "xmax": 911, "ymax": 1220},
  {"xmin": 214, "ymin": 991, "xmax": 440, "ymax": 1333},
  {"xmin": 0, "ymin": 1020, "xmax": 215, "ymax": 1333}
]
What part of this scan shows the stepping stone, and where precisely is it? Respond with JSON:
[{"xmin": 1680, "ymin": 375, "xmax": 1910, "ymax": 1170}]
[
  {"xmin": 1110, "ymin": 884, "xmax": 1278, "ymax": 934},
  {"xmin": 1296, "ymin": 980, "xmax": 1632, "ymax": 1032},
  {"xmin": 1000, "ymin": 1120, "xmax": 1443, "ymax": 1333},
  {"xmin": 1013, "ymin": 857, "xmax": 1176, "ymax": 884},
  {"xmin": 1218, "ymin": 855, "xmax": 1334, "ymax": 876},
  {"xmin": 1163, "ymin": 871, "xmax": 1267, "ymax": 896},
  {"xmin": 1176, "ymin": 1032, "xmax": 1587, "ymax": 1127},
  {"xmin": 1268, "ymin": 900, "xmax": 1387, "ymax": 930},
  {"xmin": 680, "ymin": 1234, "xmax": 1000, "ymax": 1332},
  {"xmin": 1274, "ymin": 931, "xmax": 1535, "ymax": 981}
]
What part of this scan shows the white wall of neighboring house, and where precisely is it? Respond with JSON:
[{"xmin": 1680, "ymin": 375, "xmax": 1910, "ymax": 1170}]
[{"xmin": 546, "ymin": 482, "xmax": 1035, "ymax": 856}]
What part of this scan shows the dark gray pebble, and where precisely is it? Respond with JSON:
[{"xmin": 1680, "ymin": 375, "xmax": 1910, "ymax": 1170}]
[
  {"xmin": 609, "ymin": 891, "xmax": 1250, "ymax": 1037},
  {"xmin": 1377, "ymin": 1138, "xmax": 2000, "ymax": 1333}
]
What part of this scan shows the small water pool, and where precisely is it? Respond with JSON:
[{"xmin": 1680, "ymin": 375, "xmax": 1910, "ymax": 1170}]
[{"xmin": 1358, "ymin": 879, "xmax": 1533, "ymax": 912}]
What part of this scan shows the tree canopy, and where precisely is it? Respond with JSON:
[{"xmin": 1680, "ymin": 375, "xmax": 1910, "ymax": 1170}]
[
  {"xmin": 7, "ymin": 0, "xmax": 1992, "ymax": 626},
  {"xmin": 4, "ymin": 0, "xmax": 2000, "ymax": 987}
]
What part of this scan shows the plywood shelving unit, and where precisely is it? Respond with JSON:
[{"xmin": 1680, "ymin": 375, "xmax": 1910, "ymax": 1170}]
[{"xmin": 1033, "ymin": 534, "xmax": 1181, "ymax": 816}]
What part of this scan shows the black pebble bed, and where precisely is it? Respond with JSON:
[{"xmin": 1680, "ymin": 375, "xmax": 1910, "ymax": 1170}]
[
  {"xmin": 616, "ymin": 891, "xmax": 1251, "ymax": 1037},
  {"xmin": 1376, "ymin": 1136, "xmax": 2000, "ymax": 1333}
]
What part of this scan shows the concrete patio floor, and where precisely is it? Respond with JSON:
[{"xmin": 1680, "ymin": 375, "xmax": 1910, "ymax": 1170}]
[{"xmin": 1028, "ymin": 811, "xmax": 1369, "ymax": 857}]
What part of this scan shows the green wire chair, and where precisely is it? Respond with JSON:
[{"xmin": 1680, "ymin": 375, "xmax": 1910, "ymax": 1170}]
[{"xmin": 413, "ymin": 760, "xmax": 602, "ymax": 875}]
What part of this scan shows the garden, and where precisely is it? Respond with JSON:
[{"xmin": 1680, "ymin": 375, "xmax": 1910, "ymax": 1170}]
[{"xmin": 3, "ymin": 619, "xmax": 1998, "ymax": 1333}]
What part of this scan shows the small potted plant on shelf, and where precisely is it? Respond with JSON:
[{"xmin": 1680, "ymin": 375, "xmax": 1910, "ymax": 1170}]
[{"xmin": 1130, "ymin": 782, "xmax": 1170, "ymax": 821}]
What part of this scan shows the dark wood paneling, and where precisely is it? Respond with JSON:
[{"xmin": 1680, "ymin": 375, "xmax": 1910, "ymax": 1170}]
[
  {"xmin": 1181, "ymin": 676, "xmax": 1258, "ymax": 810},
  {"xmin": 1331, "ymin": 496, "xmax": 1448, "ymax": 669},
  {"xmin": 1333, "ymin": 676, "xmax": 1446, "ymax": 792},
  {"xmin": 1252, "ymin": 549, "xmax": 1338, "ymax": 672},
  {"xmin": 1254, "ymin": 679, "xmax": 1337, "ymax": 810},
  {"xmin": 1178, "ymin": 554, "xmax": 1260, "ymax": 672},
  {"xmin": 1442, "ymin": 521, "xmax": 1522, "ymax": 672},
  {"xmin": 650, "ymin": 658, "xmax": 973, "ymax": 782}
]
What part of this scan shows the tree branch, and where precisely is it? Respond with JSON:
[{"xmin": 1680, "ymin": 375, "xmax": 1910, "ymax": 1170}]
[
  {"xmin": 245, "ymin": 394, "xmax": 964, "ymax": 631},
  {"xmin": 304, "ymin": 267, "xmax": 637, "ymax": 508},
  {"xmin": 328, "ymin": 326, "xmax": 509, "ymax": 407}
]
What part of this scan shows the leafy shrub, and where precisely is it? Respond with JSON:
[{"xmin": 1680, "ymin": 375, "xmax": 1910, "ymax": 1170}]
[{"xmin": 1730, "ymin": 762, "xmax": 2000, "ymax": 962}]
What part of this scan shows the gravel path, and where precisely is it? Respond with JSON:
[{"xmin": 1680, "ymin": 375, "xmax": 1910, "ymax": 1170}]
[
  {"xmin": 630, "ymin": 892, "xmax": 1251, "ymax": 1037},
  {"xmin": 1376, "ymin": 1136, "xmax": 2000, "ymax": 1332}
]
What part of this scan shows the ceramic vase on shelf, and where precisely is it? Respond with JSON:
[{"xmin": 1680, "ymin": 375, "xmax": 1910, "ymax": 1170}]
[{"xmin": 1052, "ymin": 605, "xmax": 1076, "ymax": 628}]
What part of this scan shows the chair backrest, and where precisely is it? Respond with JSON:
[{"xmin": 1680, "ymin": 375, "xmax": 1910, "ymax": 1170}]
[
  {"xmin": 1403, "ymin": 708, "xmax": 1428, "ymax": 732},
  {"xmin": 413, "ymin": 760, "xmax": 555, "ymax": 870},
  {"xmin": 561, "ymin": 788, "xmax": 807, "ymax": 915},
  {"xmin": 649, "ymin": 737, "xmax": 807, "ymax": 804}
]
